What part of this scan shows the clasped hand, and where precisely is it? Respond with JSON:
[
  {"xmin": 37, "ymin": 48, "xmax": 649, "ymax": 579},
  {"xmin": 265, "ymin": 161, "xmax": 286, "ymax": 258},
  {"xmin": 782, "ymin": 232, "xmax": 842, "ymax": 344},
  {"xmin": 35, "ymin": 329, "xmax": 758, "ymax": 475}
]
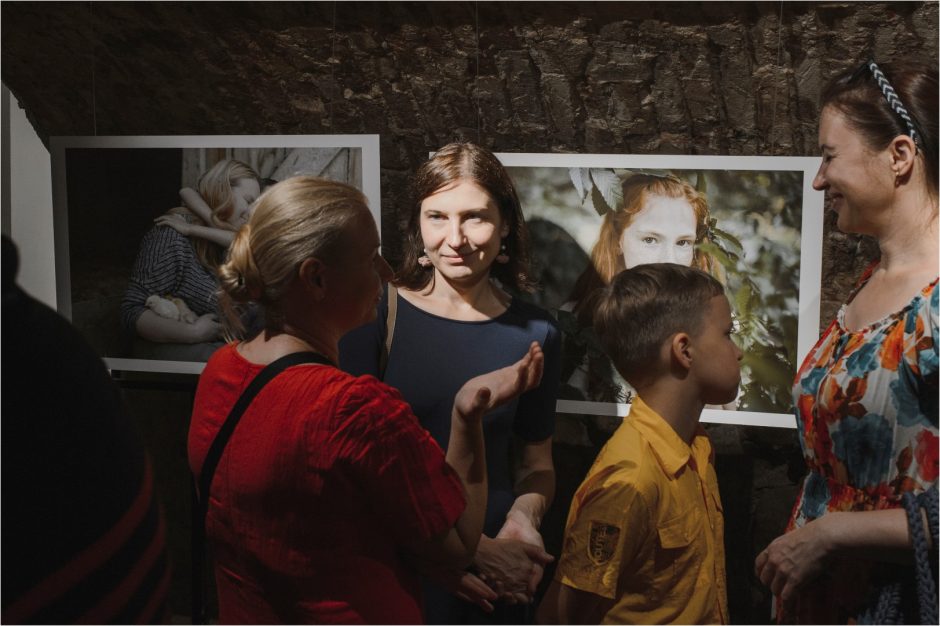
[
  {"xmin": 754, "ymin": 515, "xmax": 834, "ymax": 606},
  {"xmin": 440, "ymin": 514, "xmax": 553, "ymax": 612},
  {"xmin": 474, "ymin": 533, "xmax": 553, "ymax": 605}
]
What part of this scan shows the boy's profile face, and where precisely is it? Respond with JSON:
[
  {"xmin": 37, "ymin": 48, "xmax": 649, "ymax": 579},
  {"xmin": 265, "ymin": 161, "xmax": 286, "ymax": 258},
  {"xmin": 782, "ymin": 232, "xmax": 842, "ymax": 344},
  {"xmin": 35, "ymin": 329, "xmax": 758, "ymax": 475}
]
[{"xmin": 691, "ymin": 294, "xmax": 743, "ymax": 405}]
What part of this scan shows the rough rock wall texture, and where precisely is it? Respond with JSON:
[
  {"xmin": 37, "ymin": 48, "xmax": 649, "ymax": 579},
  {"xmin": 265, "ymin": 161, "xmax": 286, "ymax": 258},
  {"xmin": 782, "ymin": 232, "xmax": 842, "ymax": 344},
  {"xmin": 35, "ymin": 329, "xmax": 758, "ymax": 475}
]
[
  {"xmin": 2, "ymin": 2, "xmax": 937, "ymax": 623},
  {"xmin": 3, "ymin": 1, "xmax": 936, "ymax": 322}
]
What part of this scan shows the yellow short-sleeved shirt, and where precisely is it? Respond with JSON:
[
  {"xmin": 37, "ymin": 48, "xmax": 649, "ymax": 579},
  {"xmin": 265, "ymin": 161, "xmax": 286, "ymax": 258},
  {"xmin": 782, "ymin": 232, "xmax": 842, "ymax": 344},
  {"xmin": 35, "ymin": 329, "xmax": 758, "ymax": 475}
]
[{"xmin": 555, "ymin": 397, "xmax": 728, "ymax": 624}]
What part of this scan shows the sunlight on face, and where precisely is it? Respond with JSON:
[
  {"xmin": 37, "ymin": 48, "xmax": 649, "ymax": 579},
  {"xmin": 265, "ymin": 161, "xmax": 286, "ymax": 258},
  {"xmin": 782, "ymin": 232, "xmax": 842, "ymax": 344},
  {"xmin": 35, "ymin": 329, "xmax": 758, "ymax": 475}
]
[{"xmin": 619, "ymin": 195, "xmax": 697, "ymax": 269}]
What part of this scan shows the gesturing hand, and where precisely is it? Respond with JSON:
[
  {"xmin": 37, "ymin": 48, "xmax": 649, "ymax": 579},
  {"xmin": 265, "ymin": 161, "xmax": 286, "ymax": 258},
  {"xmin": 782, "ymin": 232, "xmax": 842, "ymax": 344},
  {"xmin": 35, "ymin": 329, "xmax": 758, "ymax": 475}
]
[{"xmin": 453, "ymin": 342, "xmax": 544, "ymax": 424}]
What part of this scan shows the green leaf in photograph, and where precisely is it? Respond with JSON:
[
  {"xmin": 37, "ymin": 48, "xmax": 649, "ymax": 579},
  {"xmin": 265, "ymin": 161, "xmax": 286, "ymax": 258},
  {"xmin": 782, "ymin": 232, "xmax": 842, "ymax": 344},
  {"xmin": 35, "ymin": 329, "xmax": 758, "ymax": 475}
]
[
  {"xmin": 697, "ymin": 241, "xmax": 740, "ymax": 267},
  {"xmin": 569, "ymin": 167, "xmax": 590, "ymax": 203},
  {"xmin": 589, "ymin": 169, "xmax": 623, "ymax": 214},
  {"xmin": 709, "ymin": 223, "xmax": 744, "ymax": 254},
  {"xmin": 590, "ymin": 184, "xmax": 609, "ymax": 216},
  {"xmin": 695, "ymin": 171, "xmax": 707, "ymax": 194},
  {"xmin": 734, "ymin": 280, "xmax": 754, "ymax": 320}
]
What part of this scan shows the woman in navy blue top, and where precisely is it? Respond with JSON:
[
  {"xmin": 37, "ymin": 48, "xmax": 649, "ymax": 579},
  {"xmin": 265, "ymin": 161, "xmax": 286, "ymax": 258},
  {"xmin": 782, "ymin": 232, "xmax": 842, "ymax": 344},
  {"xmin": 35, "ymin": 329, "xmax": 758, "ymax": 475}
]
[{"xmin": 341, "ymin": 143, "xmax": 561, "ymax": 624}]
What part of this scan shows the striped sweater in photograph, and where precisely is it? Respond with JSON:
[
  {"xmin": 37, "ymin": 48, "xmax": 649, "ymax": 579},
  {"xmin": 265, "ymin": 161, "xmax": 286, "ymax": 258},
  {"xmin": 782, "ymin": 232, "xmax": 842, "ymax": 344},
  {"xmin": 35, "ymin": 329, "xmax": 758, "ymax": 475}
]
[{"xmin": 121, "ymin": 225, "xmax": 220, "ymax": 331}]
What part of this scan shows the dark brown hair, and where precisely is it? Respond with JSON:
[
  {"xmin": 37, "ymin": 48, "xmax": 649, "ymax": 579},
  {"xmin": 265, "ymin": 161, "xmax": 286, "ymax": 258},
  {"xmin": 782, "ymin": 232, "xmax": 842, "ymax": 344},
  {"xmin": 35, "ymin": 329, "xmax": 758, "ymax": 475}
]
[
  {"xmin": 397, "ymin": 142, "xmax": 535, "ymax": 292},
  {"xmin": 821, "ymin": 61, "xmax": 938, "ymax": 199},
  {"xmin": 593, "ymin": 263, "xmax": 724, "ymax": 386}
]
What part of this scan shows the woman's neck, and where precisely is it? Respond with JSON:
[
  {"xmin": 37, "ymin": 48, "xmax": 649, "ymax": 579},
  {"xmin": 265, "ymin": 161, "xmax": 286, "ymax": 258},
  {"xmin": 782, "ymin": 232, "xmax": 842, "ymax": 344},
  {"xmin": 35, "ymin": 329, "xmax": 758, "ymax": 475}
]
[
  {"xmin": 408, "ymin": 270, "xmax": 509, "ymax": 321},
  {"xmin": 240, "ymin": 323, "xmax": 339, "ymax": 366},
  {"xmin": 874, "ymin": 191, "xmax": 939, "ymax": 274},
  {"xmin": 281, "ymin": 323, "xmax": 339, "ymax": 362}
]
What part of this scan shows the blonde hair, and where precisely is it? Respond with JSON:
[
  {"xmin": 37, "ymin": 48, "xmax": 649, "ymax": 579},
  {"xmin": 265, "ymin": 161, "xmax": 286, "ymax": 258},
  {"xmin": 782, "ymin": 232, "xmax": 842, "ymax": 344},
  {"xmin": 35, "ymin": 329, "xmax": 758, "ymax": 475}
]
[
  {"xmin": 569, "ymin": 174, "xmax": 719, "ymax": 319},
  {"xmin": 183, "ymin": 159, "xmax": 261, "ymax": 272},
  {"xmin": 218, "ymin": 176, "xmax": 369, "ymax": 338}
]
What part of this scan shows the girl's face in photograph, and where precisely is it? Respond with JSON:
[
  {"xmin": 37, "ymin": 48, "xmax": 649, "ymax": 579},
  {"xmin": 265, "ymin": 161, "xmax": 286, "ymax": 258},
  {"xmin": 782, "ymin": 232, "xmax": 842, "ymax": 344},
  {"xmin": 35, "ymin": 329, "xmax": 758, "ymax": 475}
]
[
  {"xmin": 226, "ymin": 178, "xmax": 262, "ymax": 228},
  {"xmin": 419, "ymin": 179, "xmax": 509, "ymax": 284},
  {"xmin": 619, "ymin": 194, "xmax": 697, "ymax": 269}
]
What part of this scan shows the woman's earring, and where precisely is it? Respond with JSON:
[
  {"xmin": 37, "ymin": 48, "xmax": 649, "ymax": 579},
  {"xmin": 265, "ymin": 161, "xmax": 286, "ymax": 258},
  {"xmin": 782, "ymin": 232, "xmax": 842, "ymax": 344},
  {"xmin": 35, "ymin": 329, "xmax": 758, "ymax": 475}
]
[
  {"xmin": 418, "ymin": 249, "xmax": 432, "ymax": 267},
  {"xmin": 496, "ymin": 241, "xmax": 510, "ymax": 264}
]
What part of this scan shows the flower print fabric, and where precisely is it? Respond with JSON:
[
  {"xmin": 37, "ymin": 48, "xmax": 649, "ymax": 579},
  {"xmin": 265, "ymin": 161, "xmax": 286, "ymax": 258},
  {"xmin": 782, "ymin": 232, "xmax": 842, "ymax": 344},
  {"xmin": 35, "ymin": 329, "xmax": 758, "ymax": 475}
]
[{"xmin": 783, "ymin": 264, "xmax": 938, "ymax": 622}]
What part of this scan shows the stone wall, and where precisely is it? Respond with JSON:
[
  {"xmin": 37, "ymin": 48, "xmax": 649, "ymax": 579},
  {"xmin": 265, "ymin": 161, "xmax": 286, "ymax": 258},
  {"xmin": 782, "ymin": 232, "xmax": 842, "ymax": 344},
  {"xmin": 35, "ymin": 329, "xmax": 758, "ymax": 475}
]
[
  {"xmin": 2, "ymin": 2, "xmax": 937, "ymax": 622},
  {"xmin": 3, "ymin": 2, "xmax": 936, "ymax": 320}
]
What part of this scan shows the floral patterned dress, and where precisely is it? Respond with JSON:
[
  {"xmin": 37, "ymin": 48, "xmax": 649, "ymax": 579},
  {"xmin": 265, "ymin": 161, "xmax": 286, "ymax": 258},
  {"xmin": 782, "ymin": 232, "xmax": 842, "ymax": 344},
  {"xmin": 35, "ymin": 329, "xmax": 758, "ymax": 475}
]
[{"xmin": 784, "ymin": 265, "xmax": 939, "ymax": 623}]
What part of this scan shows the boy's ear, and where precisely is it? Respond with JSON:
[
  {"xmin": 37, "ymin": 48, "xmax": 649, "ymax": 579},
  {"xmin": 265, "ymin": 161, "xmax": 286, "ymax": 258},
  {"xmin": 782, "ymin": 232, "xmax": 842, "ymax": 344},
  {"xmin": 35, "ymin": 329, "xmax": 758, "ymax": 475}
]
[
  {"xmin": 670, "ymin": 332, "xmax": 693, "ymax": 371},
  {"xmin": 298, "ymin": 257, "xmax": 328, "ymax": 301}
]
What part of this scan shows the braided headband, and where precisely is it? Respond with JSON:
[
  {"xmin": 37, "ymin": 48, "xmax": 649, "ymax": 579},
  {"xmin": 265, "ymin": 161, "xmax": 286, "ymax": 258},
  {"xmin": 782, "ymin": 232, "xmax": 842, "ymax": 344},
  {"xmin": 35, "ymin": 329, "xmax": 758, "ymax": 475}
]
[{"xmin": 868, "ymin": 60, "xmax": 921, "ymax": 148}]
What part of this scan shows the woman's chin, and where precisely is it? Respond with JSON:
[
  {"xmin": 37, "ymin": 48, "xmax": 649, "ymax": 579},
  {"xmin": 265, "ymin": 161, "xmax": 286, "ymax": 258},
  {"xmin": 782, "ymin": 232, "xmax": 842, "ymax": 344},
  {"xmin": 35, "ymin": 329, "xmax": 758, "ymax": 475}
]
[{"xmin": 436, "ymin": 265, "xmax": 487, "ymax": 283}]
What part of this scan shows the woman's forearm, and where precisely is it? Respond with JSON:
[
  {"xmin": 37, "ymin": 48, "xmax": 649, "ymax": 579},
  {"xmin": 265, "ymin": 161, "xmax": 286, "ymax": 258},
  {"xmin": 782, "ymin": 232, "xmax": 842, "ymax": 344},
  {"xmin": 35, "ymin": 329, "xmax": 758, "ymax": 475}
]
[
  {"xmin": 508, "ymin": 436, "xmax": 555, "ymax": 529},
  {"xmin": 756, "ymin": 500, "xmax": 935, "ymax": 602},
  {"xmin": 820, "ymin": 507, "xmax": 932, "ymax": 561},
  {"xmin": 135, "ymin": 309, "xmax": 217, "ymax": 344},
  {"xmin": 185, "ymin": 224, "xmax": 235, "ymax": 247},
  {"xmin": 179, "ymin": 187, "xmax": 213, "ymax": 224},
  {"xmin": 508, "ymin": 475, "xmax": 554, "ymax": 530},
  {"xmin": 445, "ymin": 413, "xmax": 488, "ymax": 559}
]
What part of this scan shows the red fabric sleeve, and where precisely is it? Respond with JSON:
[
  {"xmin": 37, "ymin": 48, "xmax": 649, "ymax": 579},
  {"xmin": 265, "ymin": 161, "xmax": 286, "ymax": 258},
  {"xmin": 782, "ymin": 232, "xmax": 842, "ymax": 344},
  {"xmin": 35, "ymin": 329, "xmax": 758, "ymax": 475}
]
[{"xmin": 330, "ymin": 376, "xmax": 467, "ymax": 545}]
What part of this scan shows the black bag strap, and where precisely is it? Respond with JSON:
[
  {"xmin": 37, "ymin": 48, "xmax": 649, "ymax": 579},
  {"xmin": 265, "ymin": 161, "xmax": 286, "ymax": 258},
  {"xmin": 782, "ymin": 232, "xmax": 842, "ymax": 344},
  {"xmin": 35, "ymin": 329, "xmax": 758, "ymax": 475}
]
[
  {"xmin": 197, "ymin": 351, "xmax": 333, "ymax": 515},
  {"xmin": 192, "ymin": 350, "xmax": 332, "ymax": 623}
]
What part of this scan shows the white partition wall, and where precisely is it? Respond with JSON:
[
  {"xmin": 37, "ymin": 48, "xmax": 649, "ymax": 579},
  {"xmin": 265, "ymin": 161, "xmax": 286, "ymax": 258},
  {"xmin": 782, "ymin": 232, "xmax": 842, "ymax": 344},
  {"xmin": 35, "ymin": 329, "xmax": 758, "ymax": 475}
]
[{"xmin": 2, "ymin": 85, "xmax": 56, "ymax": 308}]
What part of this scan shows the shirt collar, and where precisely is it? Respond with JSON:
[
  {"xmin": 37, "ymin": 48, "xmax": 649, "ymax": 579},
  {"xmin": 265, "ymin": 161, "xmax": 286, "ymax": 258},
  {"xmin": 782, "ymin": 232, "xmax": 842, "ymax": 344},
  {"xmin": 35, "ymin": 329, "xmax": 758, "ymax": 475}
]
[{"xmin": 628, "ymin": 396, "xmax": 712, "ymax": 478}]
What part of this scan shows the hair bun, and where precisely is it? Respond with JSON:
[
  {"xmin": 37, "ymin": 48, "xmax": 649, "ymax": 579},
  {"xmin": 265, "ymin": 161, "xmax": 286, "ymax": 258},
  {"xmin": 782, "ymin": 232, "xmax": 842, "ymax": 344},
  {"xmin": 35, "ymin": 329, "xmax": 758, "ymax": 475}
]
[{"xmin": 219, "ymin": 224, "xmax": 262, "ymax": 303}]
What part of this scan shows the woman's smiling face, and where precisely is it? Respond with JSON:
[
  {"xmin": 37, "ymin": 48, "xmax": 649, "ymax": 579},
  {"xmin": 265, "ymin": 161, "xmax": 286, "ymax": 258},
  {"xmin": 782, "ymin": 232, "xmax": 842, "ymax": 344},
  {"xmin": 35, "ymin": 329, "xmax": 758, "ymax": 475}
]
[
  {"xmin": 812, "ymin": 106, "xmax": 896, "ymax": 235},
  {"xmin": 419, "ymin": 179, "xmax": 509, "ymax": 285},
  {"xmin": 619, "ymin": 194, "xmax": 697, "ymax": 269}
]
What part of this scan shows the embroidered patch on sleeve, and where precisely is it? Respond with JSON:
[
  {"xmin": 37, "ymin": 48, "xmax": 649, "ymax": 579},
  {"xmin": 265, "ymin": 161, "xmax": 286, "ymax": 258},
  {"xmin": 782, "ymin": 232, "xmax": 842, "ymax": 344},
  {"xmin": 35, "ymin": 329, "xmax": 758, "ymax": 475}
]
[{"xmin": 588, "ymin": 521, "xmax": 620, "ymax": 565}]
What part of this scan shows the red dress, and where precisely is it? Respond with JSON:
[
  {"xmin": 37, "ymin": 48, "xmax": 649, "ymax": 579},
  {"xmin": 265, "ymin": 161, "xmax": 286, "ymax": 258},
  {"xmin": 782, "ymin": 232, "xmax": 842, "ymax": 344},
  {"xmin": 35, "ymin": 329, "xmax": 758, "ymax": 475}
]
[{"xmin": 188, "ymin": 344, "xmax": 466, "ymax": 624}]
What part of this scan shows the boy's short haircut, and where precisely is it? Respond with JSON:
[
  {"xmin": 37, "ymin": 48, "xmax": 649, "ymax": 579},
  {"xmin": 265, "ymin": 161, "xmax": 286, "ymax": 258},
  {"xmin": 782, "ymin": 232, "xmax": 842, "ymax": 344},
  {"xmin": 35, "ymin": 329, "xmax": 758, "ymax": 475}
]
[{"xmin": 593, "ymin": 263, "xmax": 724, "ymax": 385}]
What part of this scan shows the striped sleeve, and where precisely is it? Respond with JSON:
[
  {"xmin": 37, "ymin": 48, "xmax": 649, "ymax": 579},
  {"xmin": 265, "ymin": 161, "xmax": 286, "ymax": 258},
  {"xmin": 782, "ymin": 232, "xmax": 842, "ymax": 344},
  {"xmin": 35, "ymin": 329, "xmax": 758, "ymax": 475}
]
[{"xmin": 120, "ymin": 227, "xmax": 218, "ymax": 330}]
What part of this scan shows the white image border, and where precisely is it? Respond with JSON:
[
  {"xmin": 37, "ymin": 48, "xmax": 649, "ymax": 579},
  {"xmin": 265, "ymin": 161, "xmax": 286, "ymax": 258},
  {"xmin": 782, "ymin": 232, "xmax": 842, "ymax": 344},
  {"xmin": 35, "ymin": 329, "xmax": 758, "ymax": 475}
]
[
  {"xmin": 51, "ymin": 134, "xmax": 381, "ymax": 375},
  {"xmin": 495, "ymin": 152, "xmax": 825, "ymax": 429}
]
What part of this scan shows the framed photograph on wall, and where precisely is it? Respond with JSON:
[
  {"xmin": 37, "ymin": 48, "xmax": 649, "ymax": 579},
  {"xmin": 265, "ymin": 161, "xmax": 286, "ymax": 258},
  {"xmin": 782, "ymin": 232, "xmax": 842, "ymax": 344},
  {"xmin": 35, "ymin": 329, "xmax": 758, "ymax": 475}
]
[
  {"xmin": 497, "ymin": 153, "xmax": 824, "ymax": 429},
  {"xmin": 50, "ymin": 134, "xmax": 381, "ymax": 375}
]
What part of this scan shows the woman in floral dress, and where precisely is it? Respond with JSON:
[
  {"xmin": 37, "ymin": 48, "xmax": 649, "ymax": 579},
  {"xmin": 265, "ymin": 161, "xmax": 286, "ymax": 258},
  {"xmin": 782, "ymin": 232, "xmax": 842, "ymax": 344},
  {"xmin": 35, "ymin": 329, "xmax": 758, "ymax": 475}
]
[{"xmin": 755, "ymin": 60, "xmax": 938, "ymax": 623}]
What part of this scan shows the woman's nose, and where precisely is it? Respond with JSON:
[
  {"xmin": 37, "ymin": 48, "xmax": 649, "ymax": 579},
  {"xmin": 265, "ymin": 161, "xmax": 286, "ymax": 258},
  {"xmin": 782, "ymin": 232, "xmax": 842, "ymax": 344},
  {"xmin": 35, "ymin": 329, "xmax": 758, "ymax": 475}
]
[
  {"xmin": 447, "ymin": 222, "xmax": 465, "ymax": 248},
  {"xmin": 812, "ymin": 162, "xmax": 827, "ymax": 191}
]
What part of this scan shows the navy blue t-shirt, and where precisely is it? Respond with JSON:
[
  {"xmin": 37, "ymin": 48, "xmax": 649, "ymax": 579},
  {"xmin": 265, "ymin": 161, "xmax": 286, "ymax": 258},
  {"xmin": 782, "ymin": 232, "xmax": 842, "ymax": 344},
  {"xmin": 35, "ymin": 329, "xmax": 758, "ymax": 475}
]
[{"xmin": 339, "ymin": 286, "xmax": 561, "ymax": 537}]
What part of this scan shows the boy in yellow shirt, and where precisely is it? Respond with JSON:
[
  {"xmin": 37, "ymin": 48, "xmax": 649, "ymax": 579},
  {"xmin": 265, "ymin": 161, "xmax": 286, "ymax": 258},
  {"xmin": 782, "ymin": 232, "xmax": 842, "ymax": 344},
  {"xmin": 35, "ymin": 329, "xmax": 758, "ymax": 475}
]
[{"xmin": 538, "ymin": 264, "xmax": 741, "ymax": 624}]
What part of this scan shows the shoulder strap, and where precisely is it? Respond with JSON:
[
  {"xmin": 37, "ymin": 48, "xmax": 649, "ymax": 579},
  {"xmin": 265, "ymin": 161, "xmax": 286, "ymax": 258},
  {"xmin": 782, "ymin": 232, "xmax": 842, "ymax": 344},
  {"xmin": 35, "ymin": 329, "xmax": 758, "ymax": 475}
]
[
  {"xmin": 197, "ymin": 351, "xmax": 333, "ymax": 517},
  {"xmin": 379, "ymin": 284, "xmax": 398, "ymax": 380},
  {"xmin": 191, "ymin": 350, "xmax": 331, "ymax": 624},
  {"xmin": 904, "ymin": 488, "xmax": 939, "ymax": 625}
]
